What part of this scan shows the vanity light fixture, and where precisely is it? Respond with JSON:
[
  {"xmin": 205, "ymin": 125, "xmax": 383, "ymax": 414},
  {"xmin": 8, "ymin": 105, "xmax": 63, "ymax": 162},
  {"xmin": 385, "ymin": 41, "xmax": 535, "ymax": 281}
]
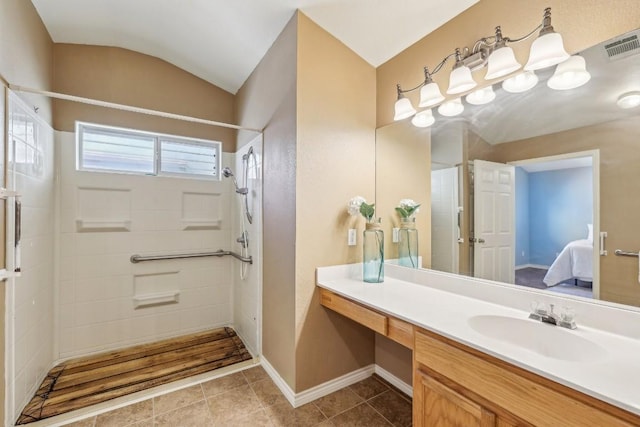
[
  {"xmin": 393, "ymin": 7, "xmax": 577, "ymax": 127},
  {"xmin": 617, "ymin": 91, "xmax": 640, "ymax": 109},
  {"xmin": 438, "ymin": 98, "xmax": 464, "ymax": 117},
  {"xmin": 502, "ymin": 71, "xmax": 539, "ymax": 93},
  {"xmin": 466, "ymin": 86, "xmax": 496, "ymax": 105},
  {"xmin": 547, "ymin": 55, "xmax": 591, "ymax": 90}
]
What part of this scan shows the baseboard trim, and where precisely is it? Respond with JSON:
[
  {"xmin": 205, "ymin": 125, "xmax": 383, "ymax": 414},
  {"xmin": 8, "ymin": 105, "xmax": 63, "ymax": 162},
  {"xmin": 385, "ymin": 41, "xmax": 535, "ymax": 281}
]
[
  {"xmin": 260, "ymin": 358, "xmax": 412, "ymax": 407},
  {"xmin": 294, "ymin": 365, "xmax": 375, "ymax": 407},
  {"xmin": 374, "ymin": 365, "xmax": 413, "ymax": 397},
  {"xmin": 259, "ymin": 357, "xmax": 297, "ymax": 407}
]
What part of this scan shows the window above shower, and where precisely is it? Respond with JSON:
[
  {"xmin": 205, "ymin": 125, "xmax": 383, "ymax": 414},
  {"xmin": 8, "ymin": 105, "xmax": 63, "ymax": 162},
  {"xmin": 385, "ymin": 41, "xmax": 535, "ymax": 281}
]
[{"xmin": 76, "ymin": 122, "xmax": 221, "ymax": 179}]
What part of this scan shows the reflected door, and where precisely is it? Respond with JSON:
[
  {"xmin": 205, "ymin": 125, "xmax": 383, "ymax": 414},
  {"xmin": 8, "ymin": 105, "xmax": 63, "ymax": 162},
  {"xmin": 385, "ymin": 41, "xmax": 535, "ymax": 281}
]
[
  {"xmin": 473, "ymin": 160, "xmax": 515, "ymax": 283},
  {"xmin": 431, "ymin": 167, "xmax": 460, "ymax": 274}
]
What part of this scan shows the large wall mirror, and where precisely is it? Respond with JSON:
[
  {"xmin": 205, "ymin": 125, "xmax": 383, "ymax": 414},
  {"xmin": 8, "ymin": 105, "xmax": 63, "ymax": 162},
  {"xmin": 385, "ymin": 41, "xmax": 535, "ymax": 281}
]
[{"xmin": 376, "ymin": 28, "xmax": 640, "ymax": 309}]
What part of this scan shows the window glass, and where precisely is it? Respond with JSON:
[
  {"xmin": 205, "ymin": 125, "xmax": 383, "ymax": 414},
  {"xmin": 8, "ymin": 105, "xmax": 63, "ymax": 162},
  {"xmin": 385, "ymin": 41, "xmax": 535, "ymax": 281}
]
[
  {"xmin": 77, "ymin": 123, "xmax": 220, "ymax": 179},
  {"xmin": 160, "ymin": 139, "xmax": 218, "ymax": 177},
  {"xmin": 81, "ymin": 128, "xmax": 155, "ymax": 174}
]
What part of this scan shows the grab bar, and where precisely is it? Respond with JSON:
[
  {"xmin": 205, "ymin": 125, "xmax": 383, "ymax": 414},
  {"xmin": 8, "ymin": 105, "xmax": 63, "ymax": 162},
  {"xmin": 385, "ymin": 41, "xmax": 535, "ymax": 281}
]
[
  {"xmin": 614, "ymin": 249, "xmax": 639, "ymax": 257},
  {"xmin": 130, "ymin": 250, "xmax": 253, "ymax": 264}
]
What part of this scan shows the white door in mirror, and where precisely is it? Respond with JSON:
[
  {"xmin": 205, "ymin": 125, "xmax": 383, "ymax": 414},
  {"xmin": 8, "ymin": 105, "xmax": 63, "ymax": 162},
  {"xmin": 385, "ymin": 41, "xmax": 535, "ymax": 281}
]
[{"xmin": 473, "ymin": 160, "xmax": 515, "ymax": 283}]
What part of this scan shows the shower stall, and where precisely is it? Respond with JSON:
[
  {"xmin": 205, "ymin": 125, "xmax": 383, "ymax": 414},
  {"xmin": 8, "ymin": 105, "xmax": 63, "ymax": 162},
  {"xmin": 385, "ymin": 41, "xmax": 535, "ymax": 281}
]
[{"xmin": 3, "ymin": 90, "xmax": 263, "ymax": 424}]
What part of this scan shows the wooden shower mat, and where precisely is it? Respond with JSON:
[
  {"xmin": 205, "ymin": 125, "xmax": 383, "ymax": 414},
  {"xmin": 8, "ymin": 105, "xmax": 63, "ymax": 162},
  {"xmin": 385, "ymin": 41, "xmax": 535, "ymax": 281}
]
[{"xmin": 17, "ymin": 327, "xmax": 252, "ymax": 424}]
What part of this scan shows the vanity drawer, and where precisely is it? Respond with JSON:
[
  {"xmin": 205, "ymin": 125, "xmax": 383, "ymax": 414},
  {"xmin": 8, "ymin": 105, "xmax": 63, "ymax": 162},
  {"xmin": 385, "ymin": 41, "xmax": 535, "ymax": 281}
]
[
  {"xmin": 320, "ymin": 289, "xmax": 388, "ymax": 335},
  {"xmin": 414, "ymin": 329, "xmax": 636, "ymax": 427},
  {"xmin": 387, "ymin": 317, "xmax": 414, "ymax": 349}
]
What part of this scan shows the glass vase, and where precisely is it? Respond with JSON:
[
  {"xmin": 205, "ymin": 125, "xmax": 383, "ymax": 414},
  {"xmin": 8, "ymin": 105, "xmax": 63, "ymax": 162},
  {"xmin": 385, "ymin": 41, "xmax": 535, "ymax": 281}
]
[
  {"xmin": 398, "ymin": 219, "xmax": 419, "ymax": 268},
  {"xmin": 363, "ymin": 222, "xmax": 384, "ymax": 283}
]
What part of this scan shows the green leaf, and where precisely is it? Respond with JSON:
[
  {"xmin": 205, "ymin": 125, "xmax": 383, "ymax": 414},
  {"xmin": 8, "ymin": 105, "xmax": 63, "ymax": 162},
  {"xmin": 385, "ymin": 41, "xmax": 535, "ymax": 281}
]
[
  {"xmin": 360, "ymin": 202, "xmax": 375, "ymax": 222},
  {"xmin": 395, "ymin": 207, "xmax": 408, "ymax": 218},
  {"xmin": 396, "ymin": 204, "xmax": 421, "ymax": 219}
]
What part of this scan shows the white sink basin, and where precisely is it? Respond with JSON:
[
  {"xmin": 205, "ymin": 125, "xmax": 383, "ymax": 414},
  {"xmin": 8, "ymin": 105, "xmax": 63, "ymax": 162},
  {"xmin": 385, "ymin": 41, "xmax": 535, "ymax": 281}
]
[{"xmin": 468, "ymin": 315, "xmax": 608, "ymax": 362}]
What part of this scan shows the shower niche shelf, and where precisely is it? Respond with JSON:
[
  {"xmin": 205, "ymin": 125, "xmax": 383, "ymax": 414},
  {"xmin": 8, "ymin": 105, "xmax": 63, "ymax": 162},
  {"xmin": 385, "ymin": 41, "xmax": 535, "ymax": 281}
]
[
  {"xmin": 181, "ymin": 219, "xmax": 222, "ymax": 230},
  {"xmin": 76, "ymin": 219, "xmax": 131, "ymax": 232},
  {"xmin": 133, "ymin": 291, "xmax": 180, "ymax": 308}
]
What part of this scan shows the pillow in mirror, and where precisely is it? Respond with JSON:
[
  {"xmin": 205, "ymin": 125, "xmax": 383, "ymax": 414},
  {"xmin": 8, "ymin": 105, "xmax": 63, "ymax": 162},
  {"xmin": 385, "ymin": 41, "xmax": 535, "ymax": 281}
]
[{"xmin": 587, "ymin": 224, "xmax": 593, "ymax": 243}]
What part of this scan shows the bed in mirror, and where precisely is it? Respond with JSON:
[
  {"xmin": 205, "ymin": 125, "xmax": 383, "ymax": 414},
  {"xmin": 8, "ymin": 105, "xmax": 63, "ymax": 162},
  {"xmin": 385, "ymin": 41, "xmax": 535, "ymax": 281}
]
[{"xmin": 376, "ymin": 27, "xmax": 640, "ymax": 308}]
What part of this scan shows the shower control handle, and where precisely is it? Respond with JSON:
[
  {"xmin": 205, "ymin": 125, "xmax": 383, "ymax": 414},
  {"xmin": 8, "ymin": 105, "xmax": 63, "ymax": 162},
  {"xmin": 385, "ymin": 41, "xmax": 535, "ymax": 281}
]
[{"xmin": 236, "ymin": 231, "xmax": 249, "ymax": 249}]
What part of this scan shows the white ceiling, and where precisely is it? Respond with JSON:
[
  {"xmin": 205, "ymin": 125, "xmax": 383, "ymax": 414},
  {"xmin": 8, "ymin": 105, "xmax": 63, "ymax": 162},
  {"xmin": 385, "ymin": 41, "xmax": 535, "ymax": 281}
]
[{"xmin": 30, "ymin": 0, "xmax": 478, "ymax": 94}]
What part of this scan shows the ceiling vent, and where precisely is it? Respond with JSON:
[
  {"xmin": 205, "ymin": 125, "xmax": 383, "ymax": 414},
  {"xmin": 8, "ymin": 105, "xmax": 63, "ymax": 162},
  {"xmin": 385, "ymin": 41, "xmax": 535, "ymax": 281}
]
[{"xmin": 604, "ymin": 31, "xmax": 640, "ymax": 61}]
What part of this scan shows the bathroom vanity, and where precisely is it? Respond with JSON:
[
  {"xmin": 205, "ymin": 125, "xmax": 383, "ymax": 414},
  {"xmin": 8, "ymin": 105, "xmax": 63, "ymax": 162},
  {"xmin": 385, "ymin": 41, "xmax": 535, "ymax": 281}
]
[{"xmin": 317, "ymin": 264, "xmax": 640, "ymax": 426}]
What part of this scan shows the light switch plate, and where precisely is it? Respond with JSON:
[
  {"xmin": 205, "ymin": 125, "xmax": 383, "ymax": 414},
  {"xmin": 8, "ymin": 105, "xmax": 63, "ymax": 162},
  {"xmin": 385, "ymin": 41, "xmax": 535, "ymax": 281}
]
[
  {"xmin": 348, "ymin": 229, "xmax": 357, "ymax": 246},
  {"xmin": 392, "ymin": 227, "xmax": 399, "ymax": 243}
]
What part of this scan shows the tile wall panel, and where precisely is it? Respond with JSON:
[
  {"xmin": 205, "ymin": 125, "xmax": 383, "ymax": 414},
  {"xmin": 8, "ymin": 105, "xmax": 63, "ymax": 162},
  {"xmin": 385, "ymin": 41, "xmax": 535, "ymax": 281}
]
[{"xmin": 56, "ymin": 131, "xmax": 235, "ymax": 358}]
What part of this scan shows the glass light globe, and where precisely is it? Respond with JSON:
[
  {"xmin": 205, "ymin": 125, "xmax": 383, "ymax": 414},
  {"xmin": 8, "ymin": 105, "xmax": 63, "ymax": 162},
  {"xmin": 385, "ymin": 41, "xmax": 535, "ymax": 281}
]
[
  {"xmin": 485, "ymin": 46, "xmax": 521, "ymax": 80},
  {"xmin": 411, "ymin": 109, "xmax": 436, "ymax": 127},
  {"xmin": 438, "ymin": 98, "xmax": 464, "ymax": 117},
  {"xmin": 525, "ymin": 32, "xmax": 570, "ymax": 71},
  {"xmin": 466, "ymin": 86, "xmax": 496, "ymax": 105},
  {"xmin": 502, "ymin": 71, "xmax": 539, "ymax": 93},
  {"xmin": 547, "ymin": 56, "xmax": 591, "ymax": 90},
  {"xmin": 393, "ymin": 97, "xmax": 416, "ymax": 121}
]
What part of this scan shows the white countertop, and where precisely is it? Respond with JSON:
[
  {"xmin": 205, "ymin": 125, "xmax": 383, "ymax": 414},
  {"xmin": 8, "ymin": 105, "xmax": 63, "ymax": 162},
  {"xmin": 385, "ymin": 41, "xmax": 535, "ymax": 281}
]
[{"xmin": 317, "ymin": 263, "xmax": 640, "ymax": 416}]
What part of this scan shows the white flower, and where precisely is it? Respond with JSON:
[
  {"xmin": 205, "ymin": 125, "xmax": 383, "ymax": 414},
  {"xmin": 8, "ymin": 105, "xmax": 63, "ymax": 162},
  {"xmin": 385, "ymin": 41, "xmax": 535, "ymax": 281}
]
[
  {"xmin": 399, "ymin": 198, "xmax": 417, "ymax": 208},
  {"xmin": 399, "ymin": 199, "xmax": 420, "ymax": 213},
  {"xmin": 347, "ymin": 196, "xmax": 366, "ymax": 216},
  {"xmin": 396, "ymin": 198, "xmax": 421, "ymax": 219}
]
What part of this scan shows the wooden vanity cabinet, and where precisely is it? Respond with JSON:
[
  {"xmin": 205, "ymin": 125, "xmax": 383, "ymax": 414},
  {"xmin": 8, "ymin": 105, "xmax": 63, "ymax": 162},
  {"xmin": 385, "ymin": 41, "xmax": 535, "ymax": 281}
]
[
  {"xmin": 319, "ymin": 289, "xmax": 413, "ymax": 349},
  {"xmin": 318, "ymin": 288, "xmax": 640, "ymax": 426},
  {"xmin": 414, "ymin": 369, "xmax": 497, "ymax": 427},
  {"xmin": 414, "ymin": 328, "xmax": 639, "ymax": 427}
]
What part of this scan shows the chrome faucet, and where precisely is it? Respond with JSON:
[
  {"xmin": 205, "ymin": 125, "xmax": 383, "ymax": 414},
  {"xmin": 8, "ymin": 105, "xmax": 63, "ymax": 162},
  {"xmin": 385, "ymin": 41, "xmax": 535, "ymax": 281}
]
[{"xmin": 529, "ymin": 302, "xmax": 577, "ymax": 329}]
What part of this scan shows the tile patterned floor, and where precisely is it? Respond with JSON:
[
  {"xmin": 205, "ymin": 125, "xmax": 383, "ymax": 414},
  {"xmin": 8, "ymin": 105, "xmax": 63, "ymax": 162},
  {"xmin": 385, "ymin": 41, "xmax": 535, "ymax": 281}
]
[{"xmin": 61, "ymin": 367, "xmax": 412, "ymax": 427}]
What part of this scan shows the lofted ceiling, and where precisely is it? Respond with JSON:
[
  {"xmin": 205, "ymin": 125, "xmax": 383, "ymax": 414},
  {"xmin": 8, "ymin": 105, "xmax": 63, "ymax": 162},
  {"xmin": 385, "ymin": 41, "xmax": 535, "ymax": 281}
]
[{"xmin": 30, "ymin": 0, "xmax": 478, "ymax": 94}]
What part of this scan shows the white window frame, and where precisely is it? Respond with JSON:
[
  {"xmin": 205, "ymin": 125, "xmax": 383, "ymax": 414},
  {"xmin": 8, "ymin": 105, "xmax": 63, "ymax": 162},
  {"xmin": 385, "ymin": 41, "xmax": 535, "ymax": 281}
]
[{"xmin": 76, "ymin": 121, "xmax": 222, "ymax": 180}]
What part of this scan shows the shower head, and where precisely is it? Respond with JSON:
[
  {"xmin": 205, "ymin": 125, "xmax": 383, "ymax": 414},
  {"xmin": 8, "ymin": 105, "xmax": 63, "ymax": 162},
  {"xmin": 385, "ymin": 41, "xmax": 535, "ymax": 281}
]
[
  {"xmin": 222, "ymin": 166, "xmax": 248, "ymax": 195},
  {"xmin": 222, "ymin": 167, "xmax": 234, "ymax": 178}
]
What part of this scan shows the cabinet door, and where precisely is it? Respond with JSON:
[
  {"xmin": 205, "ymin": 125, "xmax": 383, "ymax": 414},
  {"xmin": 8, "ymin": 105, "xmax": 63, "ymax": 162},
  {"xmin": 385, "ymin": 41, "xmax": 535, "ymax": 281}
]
[{"xmin": 414, "ymin": 370, "xmax": 495, "ymax": 427}]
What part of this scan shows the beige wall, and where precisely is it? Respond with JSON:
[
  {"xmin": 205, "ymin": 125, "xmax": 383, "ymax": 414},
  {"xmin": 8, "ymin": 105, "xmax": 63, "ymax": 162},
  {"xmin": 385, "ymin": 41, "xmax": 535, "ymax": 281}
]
[
  {"xmin": 53, "ymin": 44, "xmax": 237, "ymax": 151},
  {"xmin": 473, "ymin": 118, "xmax": 640, "ymax": 307},
  {"xmin": 0, "ymin": 0, "xmax": 53, "ymax": 123},
  {"xmin": 375, "ymin": 335, "xmax": 412, "ymax": 385},
  {"xmin": 0, "ymin": 0, "xmax": 53, "ymax": 422},
  {"xmin": 236, "ymin": 14, "xmax": 299, "ymax": 389},
  {"xmin": 236, "ymin": 12, "xmax": 378, "ymax": 392},
  {"xmin": 295, "ymin": 12, "xmax": 377, "ymax": 391},
  {"xmin": 376, "ymin": 0, "xmax": 640, "ymax": 127}
]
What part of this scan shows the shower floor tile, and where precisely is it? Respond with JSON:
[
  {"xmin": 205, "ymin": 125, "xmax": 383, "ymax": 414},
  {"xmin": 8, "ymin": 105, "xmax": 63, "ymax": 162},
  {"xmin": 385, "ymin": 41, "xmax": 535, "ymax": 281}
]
[{"xmin": 16, "ymin": 327, "xmax": 252, "ymax": 425}]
